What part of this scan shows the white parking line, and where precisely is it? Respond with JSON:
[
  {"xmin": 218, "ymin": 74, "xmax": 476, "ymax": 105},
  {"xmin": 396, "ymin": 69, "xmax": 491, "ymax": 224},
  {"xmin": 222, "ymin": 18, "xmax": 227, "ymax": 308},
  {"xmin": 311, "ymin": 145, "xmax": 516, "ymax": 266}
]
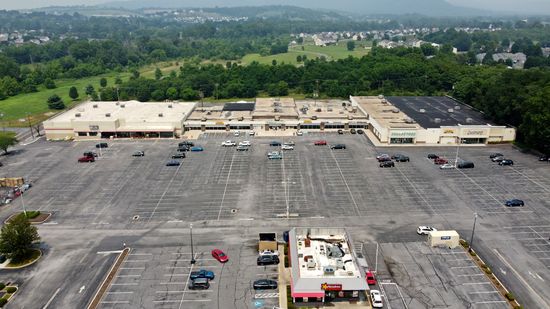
[
  {"xmin": 217, "ymin": 151, "xmax": 236, "ymax": 221},
  {"xmin": 116, "ymin": 275, "xmax": 142, "ymax": 278},
  {"xmin": 456, "ymin": 274, "xmax": 485, "ymax": 277},
  {"xmin": 329, "ymin": 149, "xmax": 361, "ymax": 216},
  {"xmin": 100, "ymin": 301, "xmax": 131, "ymax": 304},
  {"xmin": 111, "ymin": 283, "xmax": 139, "ymax": 286},
  {"xmin": 473, "ymin": 300, "xmax": 507, "ymax": 304},
  {"xmin": 462, "ymin": 282, "xmax": 492, "ymax": 285},
  {"xmin": 106, "ymin": 291, "xmax": 134, "ymax": 294},
  {"xmin": 451, "ymin": 266, "xmax": 478, "ymax": 269},
  {"xmin": 120, "ymin": 267, "xmax": 145, "ymax": 270},
  {"xmin": 153, "ymin": 299, "xmax": 211, "ymax": 303}
]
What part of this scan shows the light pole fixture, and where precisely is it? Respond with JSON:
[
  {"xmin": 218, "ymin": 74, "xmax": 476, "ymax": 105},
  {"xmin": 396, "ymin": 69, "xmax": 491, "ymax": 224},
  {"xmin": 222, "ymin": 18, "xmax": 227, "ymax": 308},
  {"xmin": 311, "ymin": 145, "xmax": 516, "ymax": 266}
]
[
  {"xmin": 190, "ymin": 223, "xmax": 196, "ymax": 264},
  {"xmin": 469, "ymin": 212, "xmax": 478, "ymax": 252}
]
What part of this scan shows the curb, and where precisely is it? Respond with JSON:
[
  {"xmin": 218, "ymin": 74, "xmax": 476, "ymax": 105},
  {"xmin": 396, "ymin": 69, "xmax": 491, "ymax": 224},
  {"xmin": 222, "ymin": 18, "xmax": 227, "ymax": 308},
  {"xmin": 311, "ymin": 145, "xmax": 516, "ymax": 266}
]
[
  {"xmin": 2, "ymin": 249, "xmax": 42, "ymax": 270},
  {"xmin": 4, "ymin": 212, "xmax": 52, "ymax": 225},
  {"xmin": 87, "ymin": 248, "xmax": 130, "ymax": 309}
]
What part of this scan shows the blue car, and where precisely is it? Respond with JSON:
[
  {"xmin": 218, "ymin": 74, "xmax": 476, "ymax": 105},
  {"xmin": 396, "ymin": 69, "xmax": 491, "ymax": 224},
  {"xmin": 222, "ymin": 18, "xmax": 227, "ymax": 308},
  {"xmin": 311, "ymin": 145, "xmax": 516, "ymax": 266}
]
[
  {"xmin": 505, "ymin": 199, "xmax": 524, "ymax": 207},
  {"xmin": 190, "ymin": 269, "xmax": 215, "ymax": 280},
  {"xmin": 191, "ymin": 146, "xmax": 204, "ymax": 152}
]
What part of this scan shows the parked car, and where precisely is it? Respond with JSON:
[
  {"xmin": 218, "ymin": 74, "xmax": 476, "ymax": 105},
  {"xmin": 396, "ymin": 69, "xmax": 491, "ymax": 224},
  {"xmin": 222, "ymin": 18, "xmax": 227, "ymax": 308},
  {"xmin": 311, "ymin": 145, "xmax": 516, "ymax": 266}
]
[
  {"xmin": 539, "ymin": 155, "xmax": 549, "ymax": 161},
  {"xmin": 457, "ymin": 161, "xmax": 475, "ymax": 169},
  {"xmin": 376, "ymin": 154, "xmax": 390, "ymax": 161},
  {"xmin": 427, "ymin": 154, "xmax": 439, "ymax": 159},
  {"xmin": 505, "ymin": 199, "xmax": 524, "ymax": 207},
  {"xmin": 491, "ymin": 156, "xmax": 505, "ymax": 162},
  {"xmin": 350, "ymin": 128, "xmax": 357, "ymax": 134},
  {"xmin": 393, "ymin": 155, "xmax": 410, "ymax": 162},
  {"xmin": 330, "ymin": 144, "xmax": 346, "ymax": 150},
  {"xmin": 177, "ymin": 146, "xmax": 190, "ymax": 152},
  {"xmin": 253, "ymin": 279, "xmax": 278, "ymax": 290},
  {"xmin": 212, "ymin": 249, "xmax": 229, "ymax": 263},
  {"xmin": 234, "ymin": 131, "xmax": 240, "ymax": 137},
  {"xmin": 221, "ymin": 140, "xmax": 236, "ymax": 147},
  {"xmin": 259, "ymin": 249, "xmax": 280, "ymax": 256},
  {"xmin": 268, "ymin": 153, "xmax": 282, "ymax": 160},
  {"xmin": 188, "ymin": 278, "xmax": 210, "ymax": 290},
  {"xmin": 236, "ymin": 145, "xmax": 249, "ymax": 151},
  {"xmin": 132, "ymin": 151, "xmax": 145, "ymax": 157},
  {"xmin": 434, "ymin": 157, "xmax": 448, "ymax": 165},
  {"xmin": 357, "ymin": 129, "xmax": 364, "ymax": 134},
  {"xmin": 166, "ymin": 160, "xmax": 180, "ymax": 166},
  {"xmin": 499, "ymin": 159, "xmax": 514, "ymax": 166},
  {"xmin": 83, "ymin": 151, "xmax": 98, "ymax": 157},
  {"xmin": 489, "ymin": 153, "xmax": 504, "ymax": 159},
  {"xmin": 440, "ymin": 163, "xmax": 455, "ymax": 169},
  {"xmin": 283, "ymin": 141, "xmax": 295, "ymax": 146},
  {"xmin": 178, "ymin": 141, "xmax": 194, "ymax": 147},
  {"xmin": 281, "ymin": 144, "xmax": 294, "ymax": 150},
  {"xmin": 190, "ymin": 146, "xmax": 204, "ymax": 152},
  {"xmin": 337, "ymin": 129, "xmax": 344, "ymax": 134},
  {"xmin": 366, "ymin": 270, "xmax": 376, "ymax": 285},
  {"xmin": 296, "ymin": 130, "xmax": 303, "ymax": 136},
  {"xmin": 95, "ymin": 142, "xmax": 108, "ymax": 148},
  {"xmin": 248, "ymin": 131, "xmax": 255, "ymax": 136},
  {"xmin": 269, "ymin": 141, "xmax": 281, "ymax": 146},
  {"xmin": 314, "ymin": 140, "xmax": 327, "ymax": 146},
  {"xmin": 172, "ymin": 153, "xmax": 185, "ymax": 159},
  {"xmin": 257, "ymin": 254, "xmax": 279, "ymax": 266},
  {"xmin": 417, "ymin": 226, "xmax": 437, "ymax": 235},
  {"xmin": 239, "ymin": 141, "xmax": 251, "ymax": 147},
  {"xmin": 370, "ymin": 290, "xmax": 384, "ymax": 308},
  {"xmin": 190, "ymin": 269, "xmax": 215, "ymax": 280},
  {"xmin": 78, "ymin": 156, "xmax": 95, "ymax": 163},
  {"xmin": 379, "ymin": 161, "xmax": 395, "ymax": 168}
]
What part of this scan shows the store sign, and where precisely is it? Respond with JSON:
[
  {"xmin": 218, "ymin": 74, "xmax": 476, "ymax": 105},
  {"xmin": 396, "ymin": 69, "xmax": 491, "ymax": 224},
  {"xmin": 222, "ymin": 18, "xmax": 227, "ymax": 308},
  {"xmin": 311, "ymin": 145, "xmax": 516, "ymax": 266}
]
[
  {"xmin": 443, "ymin": 129, "xmax": 455, "ymax": 134},
  {"xmin": 464, "ymin": 130, "xmax": 487, "ymax": 136},
  {"xmin": 321, "ymin": 283, "xmax": 342, "ymax": 291},
  {"xmin": 215, "ymin": 121, "xmax": 225, "ymax": 125},
  {"xmin": 390, "ymin": 131, "xmax": 416, "ymax": 138},
  {"xmin": 441, "ymin": 236, "xmax": 451, "ymax": 240},
  {"xmin": 89, "ymin": 125, "xmax": 99, "ymax": 131}
]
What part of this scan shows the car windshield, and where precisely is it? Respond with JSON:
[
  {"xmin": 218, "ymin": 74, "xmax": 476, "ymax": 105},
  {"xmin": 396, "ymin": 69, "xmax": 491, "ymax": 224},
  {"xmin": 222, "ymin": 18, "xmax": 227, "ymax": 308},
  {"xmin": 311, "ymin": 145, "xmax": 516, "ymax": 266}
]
[{"xmin": 218, "ymin": 252, "xmax": 225, "ymax": 257}]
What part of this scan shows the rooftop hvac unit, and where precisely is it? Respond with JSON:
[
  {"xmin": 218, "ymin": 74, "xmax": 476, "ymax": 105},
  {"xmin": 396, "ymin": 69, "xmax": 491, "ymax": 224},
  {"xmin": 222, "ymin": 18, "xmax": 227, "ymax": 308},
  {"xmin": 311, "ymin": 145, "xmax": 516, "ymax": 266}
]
[
  {"xmin": 206, "ymin": 111, "xmax": 212, "ymax": 115},
  {"xmin": 392, "ymin": 108, "xmax": 400, "ymax": 113},
  {"xmin": 307, "ymin": 259, "xmax": 316, "ymax": 270},
  {"xmin": 419, "ymin": 109, "xmax": 426, "ymax": 113},
  {"xmin": 455, "ymin": 105, "xmax": 461, "ymax": 110},
  {"xmin": 120, "ymin": 104, "xmax": 125, "ymax": 108},
  {"xmin": 335, "ymin": 258, "xmax": 344, "ymax": 270},
  {"xmin": 238, "ymin": 116, "xmax": 244, "ymax": 121},
  {"xmin": 316, "ymin": 108, "xmax": 322, "ymax": 112},
  {"xmin": 201, "ymin": 117, "xmax": 207, "ymax": 122},
  {"xmin": 448, "ymin": 108, "xmax": 454, "ymax": 113},
  {"xmin": 93, "ymin": 104, "xmax": 98, "ymax": 108},
  {"xmin": 323, "ymin": 266, "xmax": 335, "ymax": 275},
  {"xmin": 466, "ymin": 117, "xmax": 473, "ymax": 123},
  {"xmin": 434, "ymin": 118, "xmax": 441, "ymax": 123},
  {"xmin": 311, "ymin": 116, "xmax": 318, "ymax": 120},
  {"xmin": 404, "ymin": 118, "xmax": 415, "ymax": 124},
  {"xmin": 168, "ymin": 104, "xmax": 173, "ymax": 108},
  {"xmin": 115, "ymin": 102, "xmax": 119, "ymax": 105},
  {"xmin": 381, "ymin": 99, "xmax": 387, "ymax": 104},
  {"xmin": 158, "ymin": 113, "xmax": 163, "ymax": 117},
  {"xmin": 274, "ymin": 116, "xmax": 280, "ymax": 121},
  {"xmin": 105, "ymin": 113, "xmax": 111, "ymax": 117},
  {"xmin": 75, "ymin": 113, "xmax": 81, "ymax": 117},
  {"xmin": 348, "ymin": 115, "xmax": 354, "ymax": 120},
  {"xmin": 274, "ymin": 107, "xmax": 282, "ymax": 113},
  {"xmin": 378, "ymin": 94, "xmax": 384, "ymax": 99},
  {"xmin": 327, "ymin": 107, "xmax": 333, "ymax": 112}
]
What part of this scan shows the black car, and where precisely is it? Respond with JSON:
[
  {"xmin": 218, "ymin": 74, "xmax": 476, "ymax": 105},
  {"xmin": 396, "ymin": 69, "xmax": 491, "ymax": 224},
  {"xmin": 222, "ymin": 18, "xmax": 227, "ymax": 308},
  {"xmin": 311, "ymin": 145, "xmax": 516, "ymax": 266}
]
[
  {"xmin": 499, "ymin": 159, "xmax": 514, "ymax": 166},
  {"xmin": 379, "ymin": 161, "xmax": 395, "ymax": 168},
  {"xmin": 337, "ymin": 129, "xmax": 344, "ymax": 134},
  {"xmin": 95, "ymin": 142, "xmax": 108, "ymax": 149},
  {"xmin": 166, "ymin": 160, "xmax": 180, "ymax": 166},
  {"xmin": 505, "ymin": 199, "xmax": 524, "ymax": 207},
  {"xmin": 172, "ymin": 153, "xmax": 186, "ymax": 159},
  {"xmin": 253, "ymin": 279, "xmax": 278, "ymax": 290},
  {"xmin": 539, "ymin": 155, "xmax": 550, "ymax": 161},
  {"xmin": 84, "ymin": 151, "xmax": 98, "ymax": 157},
  {"xmin": 257, "ymin": 255, "xmax": 279, "ymax": 266},
  {"xmin": 330, "ymin": 144, "xmax": 346, "ymax": 150},
  {"xmin": 350, "ymin": 129, "xmax": 357, "ymax": 134},
  {"xmin": 177, "ymin": 146, "xmax": 190, "ymax": 152},
  {"xmin": 132, "ymin": 151, "xmax": 145, "ymax": 157},
  {"xmin": 357, "ymin": 129, "xmax": 364, "ymax": 134},
  {"xmin": 179, "ymin": 141, "xmax": 195, "ymax": 147},
  {"xmin": 427, "ymin": 154, "xmax": 439, "ymax": 159},
  {"xmin": 392, "ymin": 154, "xmax": 410, "ymax": 162},
  {"xmin": 269, "ymin": 141, "xmax": 281, "ymax": 146},
  {"xmin": 457, "ymin": 161, "xmax": 475, "ymax": 169},
  {"xmin": 489, "ymin": 153, "xmax": 504, "ymax": 159}
]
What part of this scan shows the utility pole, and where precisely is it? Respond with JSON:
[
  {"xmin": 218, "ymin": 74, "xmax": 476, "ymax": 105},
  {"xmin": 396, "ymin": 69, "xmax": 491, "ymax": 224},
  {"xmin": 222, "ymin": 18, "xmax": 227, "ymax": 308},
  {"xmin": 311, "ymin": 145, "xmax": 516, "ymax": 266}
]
[
  {"xmin": 469, "ymin": 212, "xmax": 478, "ymax": 252},
  {"xmin": 313, "ymin": 80, "xmax": 319, "ymax": 107},
  {"xmin": 190, "ymin": 223, "xmax": 196, "ymax": 264},
  {"xmin": 215, "ymin": 83, "xmax": 219, "ymax": 101},
  {"xmin": 199, "ymin": 91, "xmax": 204, "ymax": 109},
  {"xmin": 27, "ymin": 113, "xmax": 34, "ymax": 139}
]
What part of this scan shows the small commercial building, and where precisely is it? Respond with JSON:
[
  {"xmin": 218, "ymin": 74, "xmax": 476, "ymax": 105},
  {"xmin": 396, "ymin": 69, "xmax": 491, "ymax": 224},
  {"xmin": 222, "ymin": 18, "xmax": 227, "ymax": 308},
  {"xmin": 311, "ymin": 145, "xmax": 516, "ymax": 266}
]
[
  {"xmin": 288, "ymin": 227, "xmax": 368, "ymax": 305},
  {"xmin": 44, "ymin": 101, "xmax": 196, "ymax": 140},
  {"xmin": 351, "ymin": 96, "xmax": 516, "ymax": 145},
  {"xmin": 428, "ymin": 230, "xmax": 460, "ymax": 249}
]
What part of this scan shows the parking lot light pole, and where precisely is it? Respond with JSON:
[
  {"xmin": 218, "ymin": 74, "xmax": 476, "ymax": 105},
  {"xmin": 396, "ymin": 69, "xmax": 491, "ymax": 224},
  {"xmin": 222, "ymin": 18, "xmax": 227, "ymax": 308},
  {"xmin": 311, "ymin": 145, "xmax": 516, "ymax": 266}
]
[
  {"xmin": 469, "ymin": 212, "xmax": 478, "ymax": 252},
  {"xmin": 190, "ymin": 223, "xmax": 196, "ymax": 264}
]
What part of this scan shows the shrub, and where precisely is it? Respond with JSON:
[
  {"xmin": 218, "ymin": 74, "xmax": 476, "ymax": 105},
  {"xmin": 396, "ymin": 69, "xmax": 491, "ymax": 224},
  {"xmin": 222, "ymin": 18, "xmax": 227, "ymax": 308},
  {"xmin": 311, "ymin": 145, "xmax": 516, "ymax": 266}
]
[
  {"xmin": 483, "ymin": 268, "xmax": 492, "ymax": 275},
  {"xmin": 0, "ymin": 283, "xmax": 5, "ymax": 290},
  {"xmin": 459, "ymin": 239, "xmax": 469, "ymax": 248},
  {"xmin": 5, "ymin": 287, "xmax": 16, "ymax": 293},
  {"xmin": 469, "ymin": 251, "xmax": 477, "ymax": 257},
  {"xmin": 17, "ymin": 211, "xmax": 40, "ymax": 220},
  {"xmin": 284, "ymin": 256, "xmax": 289, "ymax": 267},
  {"xmin": 0, "ymin": 298, "xmax": 7, "ymax": 307},
  {"xmin": 505, "ymin": 292, "xmax": 515, "ymax": 301},
  {"xmin": 514, "ymin": 306, "xmax": 523, "ymax": 309}
]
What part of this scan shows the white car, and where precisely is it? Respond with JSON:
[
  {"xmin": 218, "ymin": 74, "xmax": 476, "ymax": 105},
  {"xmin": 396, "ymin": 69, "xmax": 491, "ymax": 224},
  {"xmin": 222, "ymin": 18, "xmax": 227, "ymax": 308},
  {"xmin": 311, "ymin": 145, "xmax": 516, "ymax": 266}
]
[
  {"xmin": 296, "ymin": 130, "xmax": 303, "ymax": 136},
  {"xmin": 234, "ymin": 131, "xmax": 240, "ymax": 137},
  {"xmin": 281, "ymin": 144, "xmax": 294, "ymax": 150},
  {"xmin": 417, "ymin": 226, "xmax": 437, "ymax": 235},
  {"xmin": 221, "ymin": 140, "xmax": 236, "ymax": 147},
  {"xmin": 259, "ymin": 249, "xmax": 280, "ymax": 256},
  {"xmin": 370, "ymin": 290, "xmax": 383, "ymax": 308},
  {"xmin": 440, "ymin": 163, "xmax": 455, "ymax": 169},
  {"xmin": 284, "ymin": 141, "xmax": 295, "ymax": 146},
  {"xmin": 239, "ymin": 141, "xmax": 251, "ymax": 147},
  {"xmin": 249, "ymin": 131, "xmax": 256, "ymax": 136}
]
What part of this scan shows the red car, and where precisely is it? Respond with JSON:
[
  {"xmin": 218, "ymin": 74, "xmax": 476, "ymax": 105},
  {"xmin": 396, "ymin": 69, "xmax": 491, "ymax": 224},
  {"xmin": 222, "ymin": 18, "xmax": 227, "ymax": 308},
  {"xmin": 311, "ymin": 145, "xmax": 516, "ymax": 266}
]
[
  {"xmin": 78, "ymin": 156, "xmax": 95, "ymax": 163},
  {"xmin": 212, "ymin": 249, "xmax": 229, "ymax": 263},
  {"xmin": 366, "ymin": 270, "xmax": 376, "ymax": 285},
  {"xmin": 314, "ymin": 140, "xmax": 327, "ymax": 146},
  {"xmin": 434, "ymin": 157, "xmax": 448, "ymax": 165}
]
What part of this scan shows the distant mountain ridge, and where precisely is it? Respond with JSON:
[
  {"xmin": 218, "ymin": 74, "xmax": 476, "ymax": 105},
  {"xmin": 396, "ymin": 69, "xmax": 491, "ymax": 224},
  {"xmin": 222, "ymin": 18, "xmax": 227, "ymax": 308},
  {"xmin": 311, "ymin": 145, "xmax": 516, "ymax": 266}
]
[{"xmin": 100, "ymin": 0, "xmax": 491, "ymax": 16}]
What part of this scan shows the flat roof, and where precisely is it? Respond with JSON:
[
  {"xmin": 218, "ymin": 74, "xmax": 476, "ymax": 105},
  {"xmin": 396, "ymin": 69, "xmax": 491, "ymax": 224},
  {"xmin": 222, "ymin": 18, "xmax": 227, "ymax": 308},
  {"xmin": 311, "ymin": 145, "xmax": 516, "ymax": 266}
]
[
  {"xmin": 352, "ymin": 96, "xmax": 422, "ymax": 129},
  {"xmin": 387, "ymin": 96, "xmax": 491, "ymax": 128},
  {"xmin": 47, "ymin": 101, "xmax": 197, "ymax": 124},
  {"xmin": 296, "ymin": 100, "xmax": 367, "ymax": 121}
]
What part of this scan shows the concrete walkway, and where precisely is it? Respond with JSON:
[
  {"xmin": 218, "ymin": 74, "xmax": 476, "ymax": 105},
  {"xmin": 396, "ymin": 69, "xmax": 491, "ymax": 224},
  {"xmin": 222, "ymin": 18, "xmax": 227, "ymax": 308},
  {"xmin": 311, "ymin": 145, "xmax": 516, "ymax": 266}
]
[{"xmin": 278, "ymin": 243, "xmax": 290, "ymax": 309}]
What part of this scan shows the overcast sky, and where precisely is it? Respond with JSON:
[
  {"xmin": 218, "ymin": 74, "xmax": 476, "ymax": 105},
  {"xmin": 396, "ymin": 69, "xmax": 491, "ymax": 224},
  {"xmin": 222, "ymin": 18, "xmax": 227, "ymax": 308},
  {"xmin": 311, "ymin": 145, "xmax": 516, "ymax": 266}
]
[{"xmin": 1, "ymin": 0, "xmax": 549, "ymax": 14}]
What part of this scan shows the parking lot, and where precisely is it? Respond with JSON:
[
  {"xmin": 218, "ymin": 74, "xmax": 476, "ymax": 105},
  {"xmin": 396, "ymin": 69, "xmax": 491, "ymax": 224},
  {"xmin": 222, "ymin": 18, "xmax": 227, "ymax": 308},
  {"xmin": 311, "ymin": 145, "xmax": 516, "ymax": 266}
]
[{"xmin": 1, "ymin": 132, "xmax": 550, "ymax": 308}]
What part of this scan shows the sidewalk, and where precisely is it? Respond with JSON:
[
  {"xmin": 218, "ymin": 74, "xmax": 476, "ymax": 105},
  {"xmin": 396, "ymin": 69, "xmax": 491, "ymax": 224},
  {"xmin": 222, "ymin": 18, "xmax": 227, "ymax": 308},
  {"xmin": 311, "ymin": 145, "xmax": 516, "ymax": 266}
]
[{"xmin": 278, "ymin": 243, "xmax": 291, "ymax": 309}]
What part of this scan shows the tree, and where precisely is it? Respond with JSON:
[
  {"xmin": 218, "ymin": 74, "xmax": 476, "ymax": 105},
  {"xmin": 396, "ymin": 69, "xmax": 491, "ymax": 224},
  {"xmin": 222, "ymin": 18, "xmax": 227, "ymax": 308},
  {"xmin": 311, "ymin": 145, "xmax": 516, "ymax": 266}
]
[
  {"xmin": 347, "ymin": 41, "xmax": 356, "ymax": 51},
  {"xmin": 154, "ymin": 68, "xmax": 162, "ymax": 80},
  {"xmin": 69, "ymin": 86, "xmax": 79, "ymax": 100},
  {"xmin": 44, "ymin": 78, "xmax": 56, "ymax": 89},
  {"xmin": 0, "ymin": 131, "xmax": 18, "ymax": 154},
  {"xmin": 100, "ymin": 77, "xmax": 107, "ymax": 88},
  {"xmin": 166, "ymin": 87, "xmax": 178, "ymax": 100},
  {"xmin": 85, "ymin": 84, "xmax": 95, "ymax": 95},
  {"xmin": 0, "ymin": 214, "xmax": 40, "ymax": 263},
  {"xmin": 47, "ymin": 94, "xmax": 65, "ymax": 110},
  {"xmin": 296, "ymin": 55, "xmax": 302, "ymax": 63},
  {"xmin": 272, "ymin": 59, "xmax": 277, "ymax": 66},
  {"xmin": 115, "ymin": 77, "xmax": 123, "ymax": 85}
]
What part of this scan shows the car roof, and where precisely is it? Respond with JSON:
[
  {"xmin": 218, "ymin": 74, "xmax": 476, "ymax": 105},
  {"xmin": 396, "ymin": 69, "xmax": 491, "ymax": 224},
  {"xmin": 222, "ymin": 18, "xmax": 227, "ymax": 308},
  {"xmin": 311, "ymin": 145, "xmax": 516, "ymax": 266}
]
[{"xmin": 192, "ymin": 277, "xmax": 209, "ymax": 283}]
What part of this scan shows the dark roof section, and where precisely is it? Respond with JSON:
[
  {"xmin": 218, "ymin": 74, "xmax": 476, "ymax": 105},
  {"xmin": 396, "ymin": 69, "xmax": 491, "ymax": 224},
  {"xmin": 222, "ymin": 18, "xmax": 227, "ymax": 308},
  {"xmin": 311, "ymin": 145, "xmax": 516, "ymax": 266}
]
[
  {"xmin": 386, "ymin": 96, "xmax": 491, "ymax": 128},
  {"xmin": 222, "ymin": 102, "xmax": 255, "ymax": 112}
]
